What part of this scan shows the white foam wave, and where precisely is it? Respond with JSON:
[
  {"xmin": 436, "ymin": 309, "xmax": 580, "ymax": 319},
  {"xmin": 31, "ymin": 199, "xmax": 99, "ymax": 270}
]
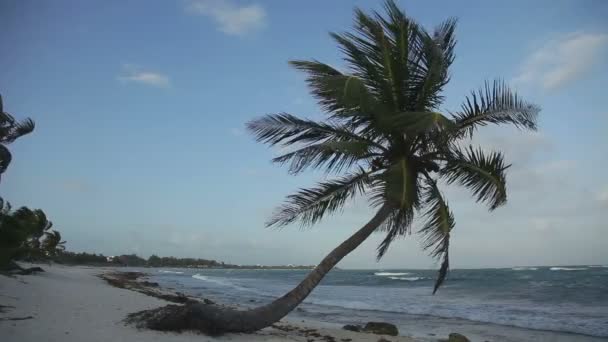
[
  {"xmin": 512, "ymin": 267, "xmax": 538, "ymax": 271},
  {"xmin": 192, "ymin": 274, "xmax": 252, "ymax": 293},
  {"xmin": 158, "ymin": 270, "xmax": 184, "ymax": 274},
  {"xmin": 388, "ymin": 276, "xmax": 426, "ymax": 281},
  {"xmin": 374, "ymin": 272, "xmax": 411, "ymax": 276},
  {"xmin": 588, "ymin": 265, "xmax": 608, "ymax": 268},
  {"xmin": 192, "ymin": 274, "xmax": 227, "ymax": 285},
  {"xmin": 550, "ymin": 267, "xmax": 587, "ymax": 271}
]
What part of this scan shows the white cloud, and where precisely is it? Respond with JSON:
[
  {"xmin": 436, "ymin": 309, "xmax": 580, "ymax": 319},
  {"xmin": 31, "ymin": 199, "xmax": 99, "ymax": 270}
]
[
  {"xmin": 513, "ymin": 32, "xmax": 608, "ymax": 90},
  {"xmin": 117, "ymin": 65, "xmax": 170, "ymax": 88},
  {"xmin": 597, "ymin": 186, "xmax": 608, "ymax": 203},
  {"xmin": 187, "ymin": 0, "xmax": 266, "ymax": 36}
]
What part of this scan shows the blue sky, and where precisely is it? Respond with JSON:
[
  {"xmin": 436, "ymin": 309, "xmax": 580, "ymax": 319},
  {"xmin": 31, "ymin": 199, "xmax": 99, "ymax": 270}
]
[{"xmin": 1, "ymin": 0, "xmax": 607, "ymax": 268}]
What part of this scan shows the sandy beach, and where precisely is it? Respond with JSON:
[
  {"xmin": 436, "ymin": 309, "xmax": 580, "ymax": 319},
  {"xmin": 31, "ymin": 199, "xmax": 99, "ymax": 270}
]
[{"xmin": 0, "ymin": 264, "xmax": 416, "ymax": 342}]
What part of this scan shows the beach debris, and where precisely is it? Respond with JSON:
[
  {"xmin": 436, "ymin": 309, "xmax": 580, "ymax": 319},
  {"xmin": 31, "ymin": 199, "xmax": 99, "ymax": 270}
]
[
  {"xmin": 0, "ymin": 315, "xmax": 34, "ymax": 321},
  {"xmin": 363, "ymin": 322, "xmax": 399, "ymax": 336},
  {"xmin": 140, "ymin": 280, "xmax": 159, "ymax": 287},
  {"xmin": 99, "ymin": 271, "xmax": 205, "ymax": 305},
  {"xmin": 5, "ymin": 261, "xmax": 45, "ymax": 275},
  {"xmin": 322, "ymin": 335, "xmax": 337, "ymax": 342},
  {"xmin": 0, "ymin": 305, "xmax": 15, "ymax": 313},
  {"xmin": 448, "ymin": 333, "xmax": 470, "ymax": 342},
  {"xmin": 342, "ymin": 324, "xmax": 362, "ymax": 332}
]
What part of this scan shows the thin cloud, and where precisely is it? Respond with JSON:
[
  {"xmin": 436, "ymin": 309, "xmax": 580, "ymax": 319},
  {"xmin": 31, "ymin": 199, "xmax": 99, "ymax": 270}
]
[
  {"xmin": 230, "ymin": 127, "xmax": 244, "ymax": 137},
  {"xmin": 513, "ymin": 32, "xmax": 608, "ymax": 90},
  {"xmin": 117, "ymin": 65, "xmax": 170, "ymax": 88},
  {"xmin": 187, "ymin": 0, "xmax": 266, "ymax": 36}
]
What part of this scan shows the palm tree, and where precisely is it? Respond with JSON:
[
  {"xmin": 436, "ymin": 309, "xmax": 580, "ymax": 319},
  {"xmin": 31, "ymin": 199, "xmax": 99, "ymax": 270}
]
[
  {"xmin": 42, "ymin": 230, "xmax": 66, "ymax": 256},
  {"xmin": 12, "ymin": 208, "xmax": 53, "ymax": 249},
  {"xmin": 0, "ymin": 205, "xmax": 54, "ymax": 268},
  {"xmin": 134, "ymin": 0, "xmax": 539, "ymax": 333},
  {"xmin": 0, "ymin": 93, "xmax": 35, "ymax": 181}
]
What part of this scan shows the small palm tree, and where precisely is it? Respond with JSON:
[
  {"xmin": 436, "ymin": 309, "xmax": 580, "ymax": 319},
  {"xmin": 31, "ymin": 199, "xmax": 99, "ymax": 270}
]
[
  {"xmin": 42, "ymin": 230, "xmax": 67, "ymax": 256},
  {"xmin": 136, "ymin": 0, "xmax": 539, "ymax": 333},
  {"xmin": 5, "ymin": 207, "xmax": 54, "ymax": 261},
  {"xmin": 0, "ymin": 93, "xmax": 35, "ymax": 181},
  {"xmin": 0, "ymin": 205, "xmax": 55, "ymax": 267}
]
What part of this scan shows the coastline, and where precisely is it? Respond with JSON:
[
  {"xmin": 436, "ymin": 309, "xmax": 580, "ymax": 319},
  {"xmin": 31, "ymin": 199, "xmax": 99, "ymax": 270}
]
[{"xmin": 1, "ymin": 264, "xmax": 606, "ymax": 342}]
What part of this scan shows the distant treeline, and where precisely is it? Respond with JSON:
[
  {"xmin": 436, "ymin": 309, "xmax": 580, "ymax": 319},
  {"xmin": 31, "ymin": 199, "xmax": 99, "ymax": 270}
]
[{"xmin": 53, "ymin": 251, "xmax": 314, "ymax": 269}]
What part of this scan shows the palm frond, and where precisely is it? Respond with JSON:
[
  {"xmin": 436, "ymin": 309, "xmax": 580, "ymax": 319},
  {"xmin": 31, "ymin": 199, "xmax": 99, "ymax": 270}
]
[
  {"xmin": 246, "ymin": 113, "xmax": 385, "ymax": 150},
  {"xmin": 406, "ymin": 30, "xmax": 450, "ymax": 111},
  {"xmin": 330, "ymin": 24, "xmax": 396, "ymax": 109},
  {"xmin": 290, "ymin": 60, "xmax": 386, "ymax": 119},
  {"xmin": 0, "ymin": 113, "xmax": 35, "ymax": 144},
  {"xmin": 376, "ymin": 0, "xmax": 411, "ymax": 111},
  {"xmin": 273, "ymin": 140, "xmax": 379, "ymax": 175},
  {"xmin": 433, "ymin": 18, "xmax": 457, "ymax": 69},
  {"xmin": 441, "ymin": 145, "xmax": 509, "ymax": 210},
  {"xmin": 0, "ymin": 197, "xmax": 11, "ymax": 215},
  {"xmin": 267, "ymin": 168, "xmax": 372, "ymax": 228},
  {"xmin": 376, "ymin": 206, "xmax": 414, "ymax": 259},
  {"xmin": 371, "ymin": 157, "xmax": 423, "ymax": 258},
  {"xmin": 451, "ymin": 80, "xmax": 539, "ymax": 138},
  {"xmin": 418, "ymin": 178, "xmax": 454, "ymax": 293},
  {"xmin": 0, "ymin": 145, "xmax": 13, "ymax": 176}
]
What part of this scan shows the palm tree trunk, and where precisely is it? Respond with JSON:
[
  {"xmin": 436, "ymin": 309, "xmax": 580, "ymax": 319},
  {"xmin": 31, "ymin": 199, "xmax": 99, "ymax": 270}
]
[{"xmin": 139, "ymin": 204, "xmax": 393, "ymax": 334}]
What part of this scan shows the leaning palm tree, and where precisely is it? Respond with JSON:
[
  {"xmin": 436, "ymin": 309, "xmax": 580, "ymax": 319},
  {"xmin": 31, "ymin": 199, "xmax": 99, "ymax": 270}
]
[
  {"xmin": 131, "ymin": 0, "xmax": 539, "ymax": 333},
  {"xmin": 0, "ymin": 93, "xmax": 35, "ymax": 181}
]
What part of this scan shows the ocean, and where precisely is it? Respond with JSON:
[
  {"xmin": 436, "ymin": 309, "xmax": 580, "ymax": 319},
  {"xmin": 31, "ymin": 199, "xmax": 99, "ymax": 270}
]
[{"xmin": 148, "ymin": 266, "xmax": 608, "ymax": 340}]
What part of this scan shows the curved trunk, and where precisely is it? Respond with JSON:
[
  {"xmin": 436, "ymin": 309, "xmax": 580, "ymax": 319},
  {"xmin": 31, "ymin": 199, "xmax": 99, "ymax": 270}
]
[{"xmin": 171, "ymin": 204, "xmax": 393, "ymax": 333}]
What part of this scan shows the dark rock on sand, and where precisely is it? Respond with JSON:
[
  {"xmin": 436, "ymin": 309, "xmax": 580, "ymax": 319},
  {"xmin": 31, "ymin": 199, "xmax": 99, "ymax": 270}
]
[
  {"xmin": 448, "ymin": 333, "xmax": 471, "ymax": 342},
  {"xmin": 363, "ymin": 322, "xmax": 399, "ymax": 336},
  {"xmin": 342, "ymin": 324, "xmax": 362, "ymax": 332}
]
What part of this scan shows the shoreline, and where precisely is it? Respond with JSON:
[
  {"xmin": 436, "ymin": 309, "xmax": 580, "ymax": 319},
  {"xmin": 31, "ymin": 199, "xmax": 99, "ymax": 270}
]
[
  {"xmin": 0, "ymin": 264, "xmax": 417, "ymax": 342},
  {"xmin": 1, "ymin": 264, "xmax": 606, "ymax": 342}
]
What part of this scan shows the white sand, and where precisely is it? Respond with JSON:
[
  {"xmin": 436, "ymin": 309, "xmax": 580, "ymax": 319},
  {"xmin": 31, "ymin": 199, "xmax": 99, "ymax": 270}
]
[{"xmin": 0, "ymin": 264, "xmax": 416, "ymax": 342}]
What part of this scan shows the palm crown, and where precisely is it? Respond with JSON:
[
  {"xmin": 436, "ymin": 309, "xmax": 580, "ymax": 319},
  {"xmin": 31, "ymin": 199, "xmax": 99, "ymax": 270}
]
[
  {"xmin": 42, "ymin": 230, "xmax": 67, "ymax": 255},
  {"xmin": 0, "ymin": 93, "xmax": 35, "ymax": 180},
  {"xmin": 248, "ymin": 0, "xmax": 539, "ymax": 292}
]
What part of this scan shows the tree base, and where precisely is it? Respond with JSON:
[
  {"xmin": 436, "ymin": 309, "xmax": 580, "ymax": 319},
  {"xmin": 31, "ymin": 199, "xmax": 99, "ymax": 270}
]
[
  {"xmin": 126, "ymin": 304, "xmax": 225, "ymax": 335},
  {"xmin": 1, "ymin": 261, "xmax": 44, "ymax": 275}
]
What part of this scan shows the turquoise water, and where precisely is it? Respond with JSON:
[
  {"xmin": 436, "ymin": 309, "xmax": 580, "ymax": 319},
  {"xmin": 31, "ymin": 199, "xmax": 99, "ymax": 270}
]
[{"xmin": 149, "ymin": 266, "xmax": 608, "ymax": 338}]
